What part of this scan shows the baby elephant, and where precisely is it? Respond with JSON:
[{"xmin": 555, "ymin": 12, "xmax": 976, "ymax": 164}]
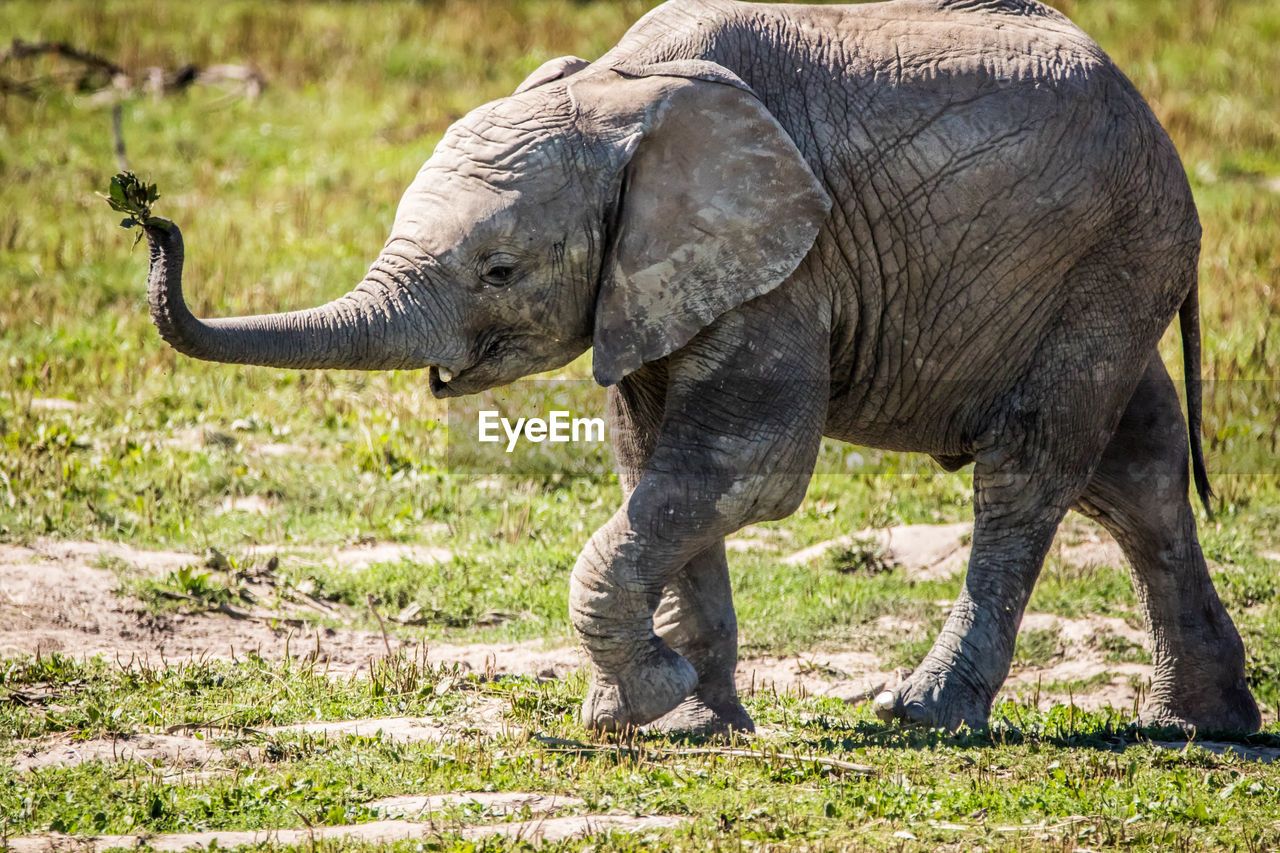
[{"xmin": 138, "ymin": 0, "xmax": 1260, "ymax": 734}]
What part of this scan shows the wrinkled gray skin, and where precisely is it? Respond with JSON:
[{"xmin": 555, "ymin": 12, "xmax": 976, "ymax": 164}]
[{"xmin": 141, "ymin": 0, "xmax": 1261, "ymax": 735}]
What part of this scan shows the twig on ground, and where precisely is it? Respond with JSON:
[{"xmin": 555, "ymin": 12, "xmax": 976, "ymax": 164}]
[
  {"xmin": 367, "ymin": 593, "xmax": 395, "ymax": 658},
  {"xmin": 0, "ymin": 76, "xmax": 38, "ymax": 98},
  {"xmin": 219, "ymin": 602, "xmax": 310, "ymax": 628},
  {"xmin": 532, "ymin": 735, "xmax": 875, "ymax": 777},
  {"xmin": 289, "ymin": 587, "xmax": 343, "ymax": 617},
  {"xmin": 1, "ymin": 38, "xmax": 124, "ymax": 76}
]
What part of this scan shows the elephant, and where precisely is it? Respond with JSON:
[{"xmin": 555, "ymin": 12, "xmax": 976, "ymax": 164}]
[{"xmin": 135, "ymin": 0, "xmax": 1261, "ymax": 735}]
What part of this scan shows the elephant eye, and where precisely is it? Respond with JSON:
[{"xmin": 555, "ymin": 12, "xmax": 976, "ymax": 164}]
[{"xmin": 480, "ymin": 254, "xmax": 520, "ymax": 287}]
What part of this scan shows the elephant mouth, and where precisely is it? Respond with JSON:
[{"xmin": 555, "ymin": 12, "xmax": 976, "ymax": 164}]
[
  {"xmin": 428, "ymin": 338, "xmax": 500, "ymax": 398},
  {"xmin": 428, "ymin": 334, "xmax": 544, "ymax": 399},
  {"xmin": 429, "ymin": 364, "xmax": 468, "ymax": 397}
]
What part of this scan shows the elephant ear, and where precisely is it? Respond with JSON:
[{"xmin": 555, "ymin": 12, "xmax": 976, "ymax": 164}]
[
  {"xmin": 514, "ymin": 55, "xmax": 590, "ymax": 93},
  {"xmin": 571, "ymin": 61, "xmax": 831, "ymax": 386}
]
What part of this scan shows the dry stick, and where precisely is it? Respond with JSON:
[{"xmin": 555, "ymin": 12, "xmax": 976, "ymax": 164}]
[
  {"xmin": 291, "ymin": 587, "xmax": 343, "ymax": 617},
  {"xmin": 669, "ymin": 746, "xmax": 873, "ymax": 776},
  {"xmin": 1, "ymin": 38, "xmax": 124, "ymax": 75},
  {"xmin": 536, "ymin": 738, "xmax": 874, "ymax": 777},
  {"xmin": 2, "ymin": 38, "xmax": 266, "ymax": 105},
  {"xmin": 163, "ymin": 706, "xmax": 249, "ymax": 735},
  {"xmin": 367, "ymin": 593, "xmax": 394, "ymax": 657},
  {"xmin": 0, "ymin": 76, "xmax": 37, "ymax": 98},
  {"xmin": 111, "ymin": 102, "xmax": 129, "ymax": 170},
  {"xmin": 0, "ymin": 38, "xmax": 121, "ymax": 102}
]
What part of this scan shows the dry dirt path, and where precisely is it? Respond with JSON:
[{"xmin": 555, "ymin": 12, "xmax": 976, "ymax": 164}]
[
  {"xmin": 5, "ymin": 523, "xmax": 1275, "ymax": 851},
  {"xmin": 0, "ymin": 538, "xmax": 447, "ymax": 670},
  {"xmin": 8, "ymin": 809, "xmax": 685, "ymax": 852},
  {"xmin": 0, "ymin": 524, "xmax": 1153, "ymax": 709}
]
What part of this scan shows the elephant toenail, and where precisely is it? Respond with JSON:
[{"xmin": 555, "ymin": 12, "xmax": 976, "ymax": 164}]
[{"xmin": 872, "ymin": 691, "xmax": 897, "ymax": 720}]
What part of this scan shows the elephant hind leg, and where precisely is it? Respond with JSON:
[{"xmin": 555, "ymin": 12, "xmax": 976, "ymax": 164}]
[
  {"xmin": 874, "ymin": 449, "xmax": 1073, "ymax": 730},
  {"xmin": 1074, "ymin": 355, "xmax": 1259, "ymax": 733},
  {"xmin": 875, "ymin": 385, "xmax": 1115, "ymax": 730},
  {"xmin": 875, "ymin": 291, "xmax": 1155, "ymax": 731}
]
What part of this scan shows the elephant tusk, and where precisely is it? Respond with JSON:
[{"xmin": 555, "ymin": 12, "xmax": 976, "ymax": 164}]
[{"xmin": 438, "ymin": 367, "xmax": 454, "ymax": 383}]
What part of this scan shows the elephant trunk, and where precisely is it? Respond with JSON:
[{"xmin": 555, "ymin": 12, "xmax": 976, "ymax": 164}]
[{"xmin": 144, "ymin": 220, "xmax": 431, "ymax": 371}]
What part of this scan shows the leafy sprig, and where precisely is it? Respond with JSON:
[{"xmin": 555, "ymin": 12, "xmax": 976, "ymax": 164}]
[{"xmin": 101, "ymin": 171, "xmax": 169, "ymax": 245}]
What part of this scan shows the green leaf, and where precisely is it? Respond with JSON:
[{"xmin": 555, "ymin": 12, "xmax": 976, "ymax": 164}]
[{"xmin": 103, "ymin": 171, "xmax": 164, "ymax": 234}]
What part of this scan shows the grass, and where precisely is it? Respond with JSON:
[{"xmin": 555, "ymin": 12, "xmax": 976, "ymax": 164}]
[
  {"xmin": 4, "ymin": 652, "xmax": 1280, "ymax": 849},
  {"xmin": 1013, "ymin": 628, "xmax": 1064, "ymax": 669},
  {"xmin": 2, "ymin": 0, "xmax": 1280, "ymax": 849},
  {"xmin": 1091, "ymin": 631, "xmax": 1152, "ymax": 666}
]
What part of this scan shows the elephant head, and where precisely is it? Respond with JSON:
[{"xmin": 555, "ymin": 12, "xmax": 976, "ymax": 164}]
[{"xmin": 143, "ymin": 58, "xmax": 830, "ymax": 393}]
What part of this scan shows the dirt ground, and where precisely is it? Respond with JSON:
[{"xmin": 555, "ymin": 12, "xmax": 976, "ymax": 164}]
[
  {"xmin": 6, "ymin": 523, "xmax": 1276, "ymax": 850},
  {"xmin": 0, "ymin": 539, "xmax": 402, "ymax": 670},
  {"xmin": 1, "ymin": 522, "xmax": 1145, "ymax": 707},
  {"xmin": 7, "ymin": 812, "xmax": 686, "ymax": 852}
]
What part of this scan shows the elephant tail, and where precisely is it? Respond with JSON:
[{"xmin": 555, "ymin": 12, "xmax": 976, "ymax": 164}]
[{"xmin": 1179, "ymin": 286, "xmax": 1214, "ymax": 518}]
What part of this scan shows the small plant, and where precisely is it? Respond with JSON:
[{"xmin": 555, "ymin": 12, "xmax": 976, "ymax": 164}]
[
  {"xmin": 158, "ymin": 564, "xmax": 230, "ymax": 606},
  {"xmin": 137, "ymin": 560, "xmax": 247, "ymax": 611},
  {"xmin": 1089, "ymin": 629, "xmax": 1152, "ymax": 664},
  {"xmin": 100, "ymin": 171, "xmax": 168, "ymax": 246},
  {"xmin": 1013, "ymin": 626, "xmax": 1064, "ymax": 667},
  {"xmin": 828, "ymin": 536, "xmax": 894, "ymax": 575}
]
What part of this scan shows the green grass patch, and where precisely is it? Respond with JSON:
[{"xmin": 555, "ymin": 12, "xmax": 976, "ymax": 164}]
[
  {"xmin": 1013, "ymin": 627, "xmax": 1065, "ymax": 669},
  {"xmin": 1091, "ymin": 631, "xmax": 1153, "ymax": 666},
  {"xmin": 1031, "ymin": 671, "xmax": 1119, "ymax": 697},
  {"xmin": 3, "ymin": 656, "xmax": 1280, "ymax": 849},
  {"xmin": 0, "ymin": 650, "xmax": 469, "ymax": 742}
]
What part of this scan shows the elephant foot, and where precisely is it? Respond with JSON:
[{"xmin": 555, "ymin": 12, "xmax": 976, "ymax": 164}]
[
  {"xmin": 644, "ymin": 694, "xmax": 755, "ymax": 737},
  {"xmin": 1139, "ymin": 680, "xmax": 1261, "ymax": 735},
  {"xmin": 872, "ymin": 662, "xmax": 993, "ymax": 732},
  {"xmin": 581, "ymin": 641, "xmax": 698, "ymax": 733}
]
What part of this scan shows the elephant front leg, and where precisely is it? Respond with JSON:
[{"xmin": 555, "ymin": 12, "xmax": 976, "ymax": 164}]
[
  {"xmin": 572, "ymin": 287, "xmax": 828, "ymax": 733},
  {"xmin": 572, "ymin": 463, "xmax": 815, "ymax": 732},
  {"xmin": 577, "ymin": 369, "xmax": 705, "ymax": 732},
  {"xmin": 647, "ymin": 543, "xmax": 754, "ymax": 735},
  {"xmin": 570, "ymin": 503, "xmax": 700, "ymax": 732}
]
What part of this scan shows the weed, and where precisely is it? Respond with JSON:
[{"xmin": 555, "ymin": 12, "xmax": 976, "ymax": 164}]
[
  {"xmin": 827, "ymin": 537, "xmax": 894, "ymax": 576},
  {"xmin": 1014, "ymin": 627, "xmax": 1065, "ymax": 668}
]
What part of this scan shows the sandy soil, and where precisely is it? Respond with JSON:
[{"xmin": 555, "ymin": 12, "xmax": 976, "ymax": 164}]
[
  {"xmin": 369, "ymin": 791, "xmax": 586, "ymax": 819},
  {"xmin": 781, "ymin": 517, "xmax": 1126, "ymax": 581},
  {"xmin": 5, "ymin": 523, "xmax": 1273, "ymax": 850},
  {"xmin": 0, "ymin": 539, "xmax": 404, "ymax": 668},
  {"xmin": 0, "ymin": 524, "xmax": 1143, "ymax": 687},
  {"xmin": 0, "ymin": 522, "xmax": 1255, "ymax": 763},
  {"xmin": 12, "ymin": 696, "xmax": 515, "ymax": 773},
  {"xmin": 5, "ymin": 814, "xmax": 686, "ymax": 852},
  {"xmin": 12, "ymin": 732, "xmax": 252, "ymax": 773},
  {"xmin": 782, "ymin": 521, "xmax": 974, "ymax": 579}
]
